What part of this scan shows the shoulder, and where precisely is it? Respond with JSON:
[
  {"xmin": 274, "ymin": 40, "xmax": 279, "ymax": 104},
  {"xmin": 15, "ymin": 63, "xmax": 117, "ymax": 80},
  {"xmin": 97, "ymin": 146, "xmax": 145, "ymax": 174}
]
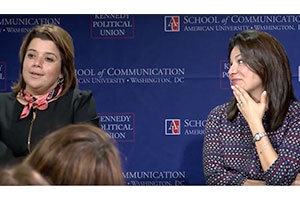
[
  {"xmin": 205, "ymin": 103, "xmax": 228, "ymax": 123},
  {"xmin": 0, "ymin": 92, "xmax": 16, "ymax": 101},
  {"xmin": 287, "ymin": 101, "xmax": 300, "ymax": 117},
  {"xmin": 208, "ymin": 103, "xmax": 228, "ymax": 116},
  {"xmin": 72, "ymin": 89, "xmax": 93, "ymax": 98},
  {"xmin": 290, "ymin": 100, "xmax": 300, "ymax": 107},
  {"xmin": 70, "ymin": 89, "xmax": 96, "ymax": 105}
]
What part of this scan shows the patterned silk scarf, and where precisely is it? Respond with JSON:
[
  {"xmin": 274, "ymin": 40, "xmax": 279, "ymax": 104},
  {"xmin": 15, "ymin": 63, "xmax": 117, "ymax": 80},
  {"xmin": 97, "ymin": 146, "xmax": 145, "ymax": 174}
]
[{"xmin": 18, "ymin": 85, "xmax": 63, "ymax": 119}]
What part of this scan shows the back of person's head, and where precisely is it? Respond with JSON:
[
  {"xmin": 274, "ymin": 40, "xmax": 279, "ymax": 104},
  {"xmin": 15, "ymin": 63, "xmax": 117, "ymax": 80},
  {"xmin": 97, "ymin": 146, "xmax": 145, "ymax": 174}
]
[
  {"xmin": 0, "ymin": 163, "xmax": 49, "ymax": 185},
  {"xmin": 23, "ymin": 123, "xmax": 125, "ymax": 185}
]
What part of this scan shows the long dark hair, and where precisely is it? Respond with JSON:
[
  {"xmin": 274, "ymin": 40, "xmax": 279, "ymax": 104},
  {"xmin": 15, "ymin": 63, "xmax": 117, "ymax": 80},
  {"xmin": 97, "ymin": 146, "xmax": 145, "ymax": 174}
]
[{"xmin": 227, "ymin": 30, "xmax": 296, "ymax": 131}]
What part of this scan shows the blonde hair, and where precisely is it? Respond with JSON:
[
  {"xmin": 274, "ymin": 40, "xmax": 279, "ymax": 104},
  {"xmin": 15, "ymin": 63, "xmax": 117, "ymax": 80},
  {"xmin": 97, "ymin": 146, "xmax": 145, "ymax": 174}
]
[
  {"xmin": 0, "ymin": 163, "xmax": 49, "ymax": 185},
  {"xmin": 23, "ymin": 123, "xmax": 125, "ymax": 185}
]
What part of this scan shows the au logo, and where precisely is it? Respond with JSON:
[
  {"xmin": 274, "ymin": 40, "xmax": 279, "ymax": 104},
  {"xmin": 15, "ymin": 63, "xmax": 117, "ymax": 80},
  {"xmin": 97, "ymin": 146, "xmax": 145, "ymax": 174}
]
[
  {"xmin": 165, "ymin": 119, "xmax": 181, "ymax": 135},
  {"xmin": 164, "ymin": 16, "xmax": 180, "ymax": 32}
]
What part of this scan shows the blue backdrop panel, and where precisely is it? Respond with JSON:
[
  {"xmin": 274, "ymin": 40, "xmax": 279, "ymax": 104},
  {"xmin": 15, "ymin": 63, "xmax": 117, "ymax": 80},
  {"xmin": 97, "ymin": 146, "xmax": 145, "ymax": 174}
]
[{"xmin": 1, "ymin": 14, "xmax": 300, "ymax": 185}]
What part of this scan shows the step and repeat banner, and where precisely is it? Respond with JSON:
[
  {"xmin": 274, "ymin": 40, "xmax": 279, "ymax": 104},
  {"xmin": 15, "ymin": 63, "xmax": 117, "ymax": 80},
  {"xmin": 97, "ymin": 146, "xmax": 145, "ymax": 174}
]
[{"xmin": 1, "ymin": 14, "xmax": 300, "ymax": 185}]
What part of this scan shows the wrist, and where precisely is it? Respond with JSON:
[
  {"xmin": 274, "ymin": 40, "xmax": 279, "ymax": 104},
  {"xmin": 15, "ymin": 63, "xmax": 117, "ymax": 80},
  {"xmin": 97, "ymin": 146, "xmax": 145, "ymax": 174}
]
[
  {"xmin": 249, "ymin": 123, "xmax": 265, "ymax": 136},
  {"xmin": 253, "ymin": 132, "xmax": 267, "ymax": 142}
]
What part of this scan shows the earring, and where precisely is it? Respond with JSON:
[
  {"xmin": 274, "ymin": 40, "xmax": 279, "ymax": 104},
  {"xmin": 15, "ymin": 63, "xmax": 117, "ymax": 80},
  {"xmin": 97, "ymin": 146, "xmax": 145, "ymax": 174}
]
[{"xmin": 58, "ymin": 77, "xmax": 64, "ymax": 85}]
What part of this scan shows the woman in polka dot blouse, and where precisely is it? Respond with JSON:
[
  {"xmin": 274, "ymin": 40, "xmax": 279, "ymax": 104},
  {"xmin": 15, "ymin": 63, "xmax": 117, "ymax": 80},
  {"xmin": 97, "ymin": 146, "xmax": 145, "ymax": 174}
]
[{"xmin": 203, "ymin": 30, "xmax": 300, "ymax": 185}]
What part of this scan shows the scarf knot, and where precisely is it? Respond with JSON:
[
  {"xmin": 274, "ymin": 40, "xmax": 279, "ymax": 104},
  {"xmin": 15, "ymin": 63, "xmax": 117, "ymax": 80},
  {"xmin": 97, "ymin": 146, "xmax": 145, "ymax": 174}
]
[{"xmin": 19, "ymin": 86, "xmax": 62, "ymax": 119}]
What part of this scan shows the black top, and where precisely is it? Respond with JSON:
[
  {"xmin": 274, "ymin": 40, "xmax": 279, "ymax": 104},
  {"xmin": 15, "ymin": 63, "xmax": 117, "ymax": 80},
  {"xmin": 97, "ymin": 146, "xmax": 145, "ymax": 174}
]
[{"xmin": 0, "ymin": 89, "xmax": 100, "ymax": 166}]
